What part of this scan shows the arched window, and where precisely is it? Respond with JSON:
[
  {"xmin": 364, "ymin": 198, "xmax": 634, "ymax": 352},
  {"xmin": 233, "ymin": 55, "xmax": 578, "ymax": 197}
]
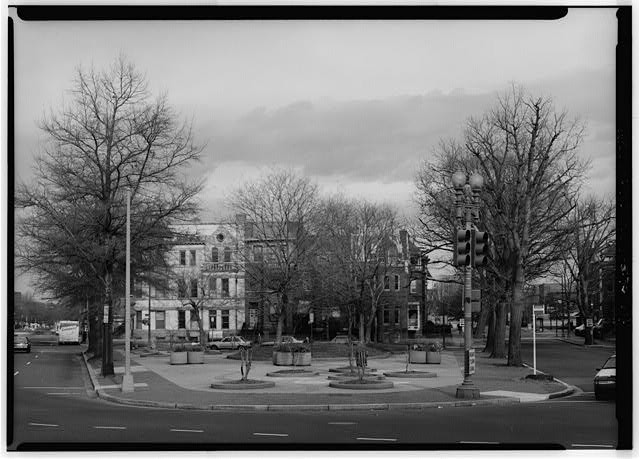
[
  {"xmin": 211, "ymin": 247, "xmax": 219, "ymax": 263},
  {"xmin": 224, "ymin": 247, "xmax": 232, "ymax": 263}
]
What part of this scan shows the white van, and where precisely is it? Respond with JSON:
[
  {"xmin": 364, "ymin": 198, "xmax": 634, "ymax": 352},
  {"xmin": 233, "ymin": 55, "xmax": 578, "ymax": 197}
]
[{"xmin": 57, "ymin": 320, "xmax": 81, "ymax": 344}]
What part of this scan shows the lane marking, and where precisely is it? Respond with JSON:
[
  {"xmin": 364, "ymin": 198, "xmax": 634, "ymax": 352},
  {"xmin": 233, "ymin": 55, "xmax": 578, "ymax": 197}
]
[
  {"xmin": 328, "ymin": 422, "xmax": 357, "ymax": 425},
  {"xmin": 47, "ymin": 392, "xmax": 81, "ymax": 395},
  {"xmin": 94, "ymin": 426, "xmax": 127, "ymax": 430},
  {"xmin": 23, "ymin": 386, "xmax": 85, "ymax": 389},
  {"xmin": 170, "ymin": 429, "xmax": 204, "ymax": 433},
  {"xmin": 357, "ymin": 437, "xmax": 397, "ymax": 442},
  {"xmin": 253, "ymin": 433, "xmax": 289, "ymax": 437},
  {"xmin": 26, "ymin": 362, "xmax": 31, "ymax": 365},
  {"xmin": 572, "ymin": 444, "xmax": 614, "ymax": 448},
  {"xmin": 460, "ymin": 441, "xmax": 499, "ymax": 444},
  {"xmin": 28, "ymin": 422, "xmax": 59, "ymax": 427},
  {"xmin": 35, "ymin": 355, "xmax": 39, "ymax": 359},
  {"xmin": 14, "ymin": 371, "xmax": 19, "ymax": 376}
]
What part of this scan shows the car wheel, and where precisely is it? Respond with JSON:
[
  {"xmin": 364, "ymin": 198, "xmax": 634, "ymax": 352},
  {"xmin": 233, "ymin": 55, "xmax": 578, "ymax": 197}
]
[
  {"xmin": 211, "ymin": 345, "xmax": 219, "ymax": 350},
  {"xmin": 594, "ymin": 388, "xmax": 601, "ymax": 400}
]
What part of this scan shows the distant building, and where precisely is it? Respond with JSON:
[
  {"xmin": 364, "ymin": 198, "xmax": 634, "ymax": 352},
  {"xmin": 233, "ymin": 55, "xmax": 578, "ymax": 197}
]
[{"xmin": 132, "ymin": 216, "xmax": 246, "ymax": 341}]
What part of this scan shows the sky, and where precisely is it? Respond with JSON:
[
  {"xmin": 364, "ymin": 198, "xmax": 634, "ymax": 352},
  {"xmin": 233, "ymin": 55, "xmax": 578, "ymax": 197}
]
[{"xmin": 10, "ymin": 8, "xmax": 619, "ymax": 297}]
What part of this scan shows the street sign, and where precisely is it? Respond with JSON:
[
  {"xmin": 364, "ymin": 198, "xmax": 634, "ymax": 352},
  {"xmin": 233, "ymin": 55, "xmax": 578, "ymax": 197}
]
[
  {"xmin": 459, "ymin": 318, "xmax": 465, "ymax": 326},
  {"xmin": 532, "ymin": 305, "xmax": 545, "ymax": 314},
  {"xmin": 103, "ymin": 305, "xmax": 109, "ymax": 324},
  {"xmin": 468, "ymin": 349, "xmax": 476, "ymax": 375},
  {"xmin": 586, "ymin": 318, "xmax": 594, "ymax": 327},
  {"xmin": 471, "ymin": 289, "xmax": 481, "ymax": 301},
  {"xmin": 471, "ymin": 301, "xmax": 481, "ymax": 313},
  {"xmin": 309, "ymin": 312, "xmax": 314, "ymax": 324}
]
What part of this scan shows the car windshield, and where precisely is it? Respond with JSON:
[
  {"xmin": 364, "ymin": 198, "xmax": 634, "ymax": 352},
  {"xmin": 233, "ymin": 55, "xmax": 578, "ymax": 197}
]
[{"xmin": 602, "ymin": 357, "xmax": 616, "ymax": 369}]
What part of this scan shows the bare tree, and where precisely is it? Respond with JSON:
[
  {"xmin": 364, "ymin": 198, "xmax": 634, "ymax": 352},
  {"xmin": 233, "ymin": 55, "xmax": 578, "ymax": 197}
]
[
  {"xmin": 317, "ymin": 196, "xmax": 397, "ymax": 343},
  {"xmin": 227, "ymin": 169, "xmax": 319, "ymax": 344},
  {"xmin": 415, "ymin": 85, "xmax": 588, "ymax": 365},
  {"xmin": 15, "ymin": 56, "xmax": 203, "ymax": 374},
  {"xmin": 562, "ymin": 196, "xmax": 615, "ymax": 344}
]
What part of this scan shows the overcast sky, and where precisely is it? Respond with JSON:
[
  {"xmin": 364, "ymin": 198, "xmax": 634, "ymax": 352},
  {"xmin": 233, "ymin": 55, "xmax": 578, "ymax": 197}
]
[{"xmin": 11, "ymin": 8, "xmax": 618, "ymax": 296}]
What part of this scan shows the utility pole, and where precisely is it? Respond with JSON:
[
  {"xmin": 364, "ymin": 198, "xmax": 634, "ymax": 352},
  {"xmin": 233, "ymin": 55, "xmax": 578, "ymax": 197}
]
[{"xmin": 452, "ymin": 171, "xmax": 485, "ymax": 400}]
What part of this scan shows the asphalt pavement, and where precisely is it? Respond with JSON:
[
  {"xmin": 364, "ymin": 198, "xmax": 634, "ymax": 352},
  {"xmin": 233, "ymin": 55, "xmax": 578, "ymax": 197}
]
[{"xmin": 9, "ymin": 337, "xmax": 619, "ymax": 450}]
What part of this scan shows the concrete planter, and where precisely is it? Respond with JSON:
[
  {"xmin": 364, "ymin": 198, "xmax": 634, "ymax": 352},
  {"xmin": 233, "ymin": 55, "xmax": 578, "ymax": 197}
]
[
  {"xmin": 409, "ymin": 350, "xmax": 427, "ymax": 364},
  {"xmin": 426, "ymin": 351, "xmax": 442, "ymax": 364},
  {"xmin": 170, "ymin": 351, "xmax": 188, "ymax": 365},
  {"xmin": 272, "ymin": 351, "xmax": 311, "ymax": 366},
  {"xmin": 187, "ymin": 350, "xmax": 204, "ymax": 364}
]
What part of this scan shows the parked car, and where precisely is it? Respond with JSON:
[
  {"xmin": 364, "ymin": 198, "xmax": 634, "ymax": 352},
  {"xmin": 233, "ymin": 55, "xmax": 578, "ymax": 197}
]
[
  {"xmin": 261, "ymin": 335, "xmax": 304, "ymax": 346},
  {"xmin": 208, "ymin": 336, "xmax": 251, "ymax": 350},
  {"xmin": 14, "ymin": 335, "xmax": 31, "ymax": 353},
  {"xmin": 574, "ymin": 323, "xmax": 585, "ymax": 337},
  {"xmin": 330, "ymin": 334, "xmax": 350, "ymax": 344},
  {"xmin": 593, "ymin": 319, "xmax": 614, "ymax": 339},
  {"xmin": 594, "ymin": 354, "xmax": 616, "ymax": 400}
]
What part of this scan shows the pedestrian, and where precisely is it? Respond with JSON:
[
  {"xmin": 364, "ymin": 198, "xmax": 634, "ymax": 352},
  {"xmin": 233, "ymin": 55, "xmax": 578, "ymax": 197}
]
[{"xmin": 457, "ymin": 323, "xmax": 462, "ymax": 335}]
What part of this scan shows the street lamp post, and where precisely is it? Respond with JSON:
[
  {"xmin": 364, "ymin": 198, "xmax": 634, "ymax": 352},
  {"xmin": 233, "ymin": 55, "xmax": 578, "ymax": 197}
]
[
  {"xmin": 122, "ymin": 189, "xmax": 135, "ymax": 393},
  {"xmin": 452, "ymin": 171, "xmax": 482, "ymax": 399}
]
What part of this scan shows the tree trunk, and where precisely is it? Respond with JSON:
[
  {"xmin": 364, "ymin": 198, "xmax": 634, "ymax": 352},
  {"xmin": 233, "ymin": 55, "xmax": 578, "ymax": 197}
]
[
  {"xmin": 101, "ymin": 269, "xmax": 114, "ymax": 376},
  {"xmin": 88, "ymin": 307, "xmax": 102, "ymax": 356},
  {"xmin": 508, "ymin": 265, "xmax": 525, "ymax": 366},
  {"xmin": 491, "ymin": 302, "xmax": 507, "ymax": 358},
  {"xmin": 483, "ymin": 304, "xmax": 495, "ymax": 354},
  {"xmin": 474, "ymin": 303, "xmax": 489, "ymax": 340},
  {"xmin": 359, "ymin": 311, "xmax": 365, "ymax": 343},
  {"xmin": 276, "ymin": 294, "xmax": 287, "ymax": 344}
]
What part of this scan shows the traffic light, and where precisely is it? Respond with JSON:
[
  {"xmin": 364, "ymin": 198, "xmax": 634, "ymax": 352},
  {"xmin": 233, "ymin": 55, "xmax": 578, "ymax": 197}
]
[
  {"xmin": 454, "ymin": 229, "xmax": 471, "ymax": 266},
  {"xmin": 472, "ymin": 231, "xmax": 489, "ymax": 267}
]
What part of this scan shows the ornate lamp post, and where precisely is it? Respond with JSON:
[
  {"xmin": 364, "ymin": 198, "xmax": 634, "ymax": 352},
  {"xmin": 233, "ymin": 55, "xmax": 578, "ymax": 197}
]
[{"xmin": 452, "ymin": 171, "xmax": 483, "ymax": 399}]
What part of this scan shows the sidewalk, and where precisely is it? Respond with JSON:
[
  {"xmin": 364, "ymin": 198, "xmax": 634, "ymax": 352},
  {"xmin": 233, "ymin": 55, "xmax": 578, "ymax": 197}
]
[{"xmin": 82, "ymin": 345, "xmax": 574, "ymax": 411}]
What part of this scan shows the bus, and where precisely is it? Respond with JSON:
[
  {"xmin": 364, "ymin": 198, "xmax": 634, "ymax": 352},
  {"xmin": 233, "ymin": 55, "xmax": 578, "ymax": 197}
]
[{"xmin": 57, "ymin": 320, "xmax": 81, "ymax": 344}]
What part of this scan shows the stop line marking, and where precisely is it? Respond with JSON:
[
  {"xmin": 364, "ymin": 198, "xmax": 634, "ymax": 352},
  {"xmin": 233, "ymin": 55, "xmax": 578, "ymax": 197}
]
[
  {"xmin": 28, "ymin": 422, "xmax": 59, "ymax": 427},
  {"xmin": 572, "ymin": 444, "xmax": 614, "ymax": 448},
  {"xmin": 253, "ymin": 432, "xmax": 289, "ymax": 437},
  {"xmin": 357, "ymin": 437, "xmax": 397, "ymax": 442},
  {"xmin": 14, "ymin": 371, "xmax": 19, "ymax": 376},
  {"xmin": 94, "ymin": 426, "xmax": 127, "ymax": 430},
  {"xmin": 170, "ymin": 429, "xmax": 204, "ymax": 433}
]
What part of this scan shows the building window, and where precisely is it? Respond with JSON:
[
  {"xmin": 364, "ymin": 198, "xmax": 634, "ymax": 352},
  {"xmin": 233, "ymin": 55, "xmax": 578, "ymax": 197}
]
[
  {"xmin": 394, "ymin": 307, "xmax": 400, "ymax": 325},
  {"xmin": 190, "ymin": 279, "xmax": 198, "ymax": 298},
  {"xmin": 211, "ymin": 247, "xmax": 219, "ymax": 263},
  {"xmin": 190, "ymin": 310, "xmax": 200, "ymax": 328},
  {"xmin": 410, "ymin": 280, "xmax": 417, "ymax": 294},
  {"xmin": 253, "ymin": 245, "xmax": 263, "ymax": 262},
  {"xmin": 155, "ymin": 311, "xmax": 165, "ymax": 330},
  {"xmin": 177, "ymin": 279, "xmax": 188, "ymax": 298},
  {"xmin": 224, "ymin": 247, "xmax": 232, "ymax": 263},
  {"xmin": 384, "ymin": 276, "xmax": 390, "ymax": 291},
  {"xmin": 248, "ymin": 308, "xmax": 258, "ymax": 328},
  {"xmin": 394, "ymin": 275, "xmax": 400, "ymax": 291},
  {"xmin": 208, "ymin": 277, "xmax": 217, "ymax": 294},
  {"xmin": 178, "ymin": 310, "xmax": 186, "ymax": 329},
  {"xmin": 383, "ymin": 309, "xmax": 390, "ymax": 325},
  {"xmin": 179, "ymin": 250, "xmax": 186, "ymax": 265},
  {"xmin": 222, "ymin": 278, "xmax": 229, "ymax": 297},
  {"xmin": 190, "ymin": 250, "xmax": 196, "ymax": 266},
  {"xmin": 209, "ymin": 311, "xmax": 217, "ymax": 330},
  {"xmin": 136, "ymin": 310, "xmax": 142, "ymax": 329},
  {"xmin": 221, "ymin": 310, "xmax": 230, "ymax": 329}
]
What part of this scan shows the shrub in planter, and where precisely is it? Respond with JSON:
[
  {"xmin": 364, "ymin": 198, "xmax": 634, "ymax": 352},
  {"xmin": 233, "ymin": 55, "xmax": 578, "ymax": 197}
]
[
  {"xmin": 426, "ymin": 342, "xmax": 443, "ymax": 364},
  {"xmin": 187, "ymin": 344, "xmax": 204, "ymax": 364},
  {"xmin": 272, "ymin": 343, "xmax": 311, "ymax": 366},
  {"xmin": 170, "ymin": 344, "xmax": 188, "ymax": 365},
  {"xmin": 409, "ymin": 343, "xmax": 427, "ymax": 364}
]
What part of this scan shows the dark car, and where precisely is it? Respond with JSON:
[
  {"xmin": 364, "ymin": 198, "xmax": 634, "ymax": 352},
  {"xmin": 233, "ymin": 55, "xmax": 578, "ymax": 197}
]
[
  {"xmin": 593, "ymin": 319, "xmax": 614, "ymax": 339},
  {"xmin": 14, "ymin": 335, "xmax": 31, "ymax": 353},
  {"xmin": 594, "ymin": 354, "xmax": 615, "ymax": 400}
]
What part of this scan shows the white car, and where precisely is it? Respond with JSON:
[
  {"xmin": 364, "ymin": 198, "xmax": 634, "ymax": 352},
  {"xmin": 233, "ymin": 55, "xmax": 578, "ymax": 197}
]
[
  {"xmin": 594, "ymin": 354, "xmax": 616, "ymax": 400},
  {"xmin": 208, "ymin": 336, "xmax": 251, "ymax": 350},
  {"xmin": 261, "ymin": 335, "xmax": 305, "ymax": 346}
]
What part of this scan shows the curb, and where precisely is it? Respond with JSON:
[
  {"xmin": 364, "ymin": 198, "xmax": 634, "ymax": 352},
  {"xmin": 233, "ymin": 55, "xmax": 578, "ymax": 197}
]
[
  {"xmin": 557, "ymin": 338, "xmax": 615, "ymax": 349},
  {"xmin": 521, "ymin": 363, "xmax": 576, "ymax": 400},
  {"xmin": 78, "ymin": 352, "xmax": 531, "ymax": 412}
]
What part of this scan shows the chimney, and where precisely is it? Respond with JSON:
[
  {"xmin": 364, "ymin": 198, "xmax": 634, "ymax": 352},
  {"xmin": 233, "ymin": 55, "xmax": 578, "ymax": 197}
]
[{"xmin": 400, "ymin": 229, "xmax": 408, "ymax": 260}]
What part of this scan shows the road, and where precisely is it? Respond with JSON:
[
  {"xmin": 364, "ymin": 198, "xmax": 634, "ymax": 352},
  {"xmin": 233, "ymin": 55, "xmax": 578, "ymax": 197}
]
[{"xmin": 9, "ymin": 340, "xmax": 618, "ymax": 450}]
